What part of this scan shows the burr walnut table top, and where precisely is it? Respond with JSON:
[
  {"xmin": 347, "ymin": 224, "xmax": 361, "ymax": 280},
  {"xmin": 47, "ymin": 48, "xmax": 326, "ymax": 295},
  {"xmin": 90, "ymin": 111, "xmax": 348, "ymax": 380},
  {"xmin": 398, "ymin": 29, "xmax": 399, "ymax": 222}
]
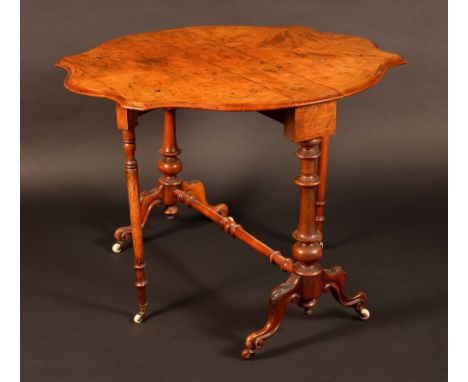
[{"xmin": 56, "ymin": 25, "xmax": 405, "ymax": 111}]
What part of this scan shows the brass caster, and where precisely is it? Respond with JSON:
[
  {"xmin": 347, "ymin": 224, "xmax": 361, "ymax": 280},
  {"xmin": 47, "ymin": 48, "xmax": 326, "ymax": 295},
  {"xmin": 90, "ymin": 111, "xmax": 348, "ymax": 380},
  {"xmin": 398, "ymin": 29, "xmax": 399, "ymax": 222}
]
[
  {"xmin": 112, "ymin": 242, "xmax": 122, "ymax": 254},
  {"xmin": 358, "ymin": 307, "xmax": 370, "ymax": 320},
  {"xmin": 241, "ymin": 349, "xmax": 256, "ymax": 360},
  {"xmin": 133, "ymin": 313, "xmax": 144, "ymax": 324}
]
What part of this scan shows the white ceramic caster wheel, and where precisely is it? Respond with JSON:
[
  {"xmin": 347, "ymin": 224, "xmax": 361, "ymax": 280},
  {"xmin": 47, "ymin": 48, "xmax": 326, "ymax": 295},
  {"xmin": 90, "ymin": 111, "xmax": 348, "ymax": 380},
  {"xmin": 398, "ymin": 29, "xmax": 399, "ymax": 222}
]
[
  {"xmin": 133, "ymin": 313, "xmax": 144, "ymax": 324},
  {"xmin": 112, "ymin": 242, "xmax": 122, "ymax": 254},
  {"xmin": 358, "ymin": 308, "xmax": 370, "ymax": 320},
  {"xmin": 320, "ymin": 241, "xmax": 324, "ymax": 248}
]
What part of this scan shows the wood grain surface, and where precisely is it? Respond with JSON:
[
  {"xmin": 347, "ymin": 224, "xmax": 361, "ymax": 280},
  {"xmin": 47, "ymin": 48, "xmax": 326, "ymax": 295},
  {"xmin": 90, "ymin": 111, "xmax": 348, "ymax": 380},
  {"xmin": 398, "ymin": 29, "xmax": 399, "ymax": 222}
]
[{"xmin": 56, "ymin": 25, "xmax": 406, "ymax": 111}]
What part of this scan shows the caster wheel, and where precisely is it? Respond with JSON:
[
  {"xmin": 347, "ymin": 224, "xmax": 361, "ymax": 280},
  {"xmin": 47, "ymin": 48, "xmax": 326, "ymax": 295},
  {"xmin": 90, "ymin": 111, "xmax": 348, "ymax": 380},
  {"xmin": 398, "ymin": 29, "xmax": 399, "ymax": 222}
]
[
  {"xmin": 358, "ymin": 308, "xmax": 370, "ymax": 320},
  {"xmin": 320, "ymin": 241, "xmax": 324, "ymax": 248},
  {"xmin": 112, "ymin": 242, "xmax": 122, "ymax": 254},
  {"xmin": 164, "ymin": 206, "xmax": 178, "ymax": 220},
  {"xmin": 133, "ymin": 313, "xmax": 144, "ymax": 324},
  {"xmin": 303, "ymin": 308, "xmax": 314, "ymax": 316},
  {"xmin": 241, "ymin": 349, "xmax": 255, "ymax": 360}
]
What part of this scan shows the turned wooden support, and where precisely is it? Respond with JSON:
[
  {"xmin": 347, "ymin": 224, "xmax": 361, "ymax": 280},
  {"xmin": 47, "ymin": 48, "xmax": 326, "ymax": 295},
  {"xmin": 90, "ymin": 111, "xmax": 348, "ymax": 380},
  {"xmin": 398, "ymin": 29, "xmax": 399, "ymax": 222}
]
[
  {"xmin": 116, "ymin": 105, "xmax": 148, "ymax": 321},
  {"xmin": 113, "ymin": 109, "xmax": 182, "ymax": 245},
  {"xmin": 316, "ymin": 136, "xmax": 329, "ymax": 233},
  {"xmin": 261, "ymin": 103, "xmax": 334, "ymax": 238},
  {"xmin": 159, "ymin": 109, "xmax": 182, "ymax": 219},
  {"xmin": 291, "ymin": 138, "xmax": 323, "ymax": 268},
  {"xmin": 174, "ymin": 188, "xmax": 293, "ymax": 273},
  {"xmin": 242, "ymin": 132, "xmax": 368, "ymax": 360},
  {"xmin": 242, "ymin": 139, "xmax": 323, "ymax": 359}
]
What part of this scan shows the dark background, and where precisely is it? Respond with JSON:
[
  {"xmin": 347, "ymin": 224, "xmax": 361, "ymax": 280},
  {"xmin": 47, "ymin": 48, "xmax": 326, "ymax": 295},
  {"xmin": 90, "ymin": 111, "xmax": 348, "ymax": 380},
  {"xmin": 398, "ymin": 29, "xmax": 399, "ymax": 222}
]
[{"xmin": 21, "ymin": 0, "xmax": 447, "ymax": 381}]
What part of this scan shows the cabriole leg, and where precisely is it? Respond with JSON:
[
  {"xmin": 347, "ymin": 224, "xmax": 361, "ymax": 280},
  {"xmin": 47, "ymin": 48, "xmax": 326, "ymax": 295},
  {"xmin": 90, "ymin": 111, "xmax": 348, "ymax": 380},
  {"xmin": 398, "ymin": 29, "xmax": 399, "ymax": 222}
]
[
  {"xmin": 242, "ymin": 274, "xmax": 301, "ymax": 359},
  {"xmin": 323, "ymin": 266, "xmax": 369, "ymax": 320}
]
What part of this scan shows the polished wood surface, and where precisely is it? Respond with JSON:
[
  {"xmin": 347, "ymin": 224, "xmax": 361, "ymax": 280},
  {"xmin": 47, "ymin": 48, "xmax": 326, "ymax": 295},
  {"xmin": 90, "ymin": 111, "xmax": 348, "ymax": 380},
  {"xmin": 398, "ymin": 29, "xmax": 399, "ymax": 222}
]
[
  {"xmin": 56, "ymin": 25, "xmax": 405, "ymax": 111},
  {"xmin": 57, "ymin": 25, "xmax": 405, "ymax": 359}
]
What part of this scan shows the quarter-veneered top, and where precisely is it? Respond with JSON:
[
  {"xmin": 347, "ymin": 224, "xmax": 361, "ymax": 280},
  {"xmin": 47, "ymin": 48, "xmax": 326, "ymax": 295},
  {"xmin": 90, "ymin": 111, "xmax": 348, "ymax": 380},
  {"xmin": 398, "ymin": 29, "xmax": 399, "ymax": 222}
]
[{"xmin": 56, "ymin": 25, "xmax": 406, "ymax": 111}]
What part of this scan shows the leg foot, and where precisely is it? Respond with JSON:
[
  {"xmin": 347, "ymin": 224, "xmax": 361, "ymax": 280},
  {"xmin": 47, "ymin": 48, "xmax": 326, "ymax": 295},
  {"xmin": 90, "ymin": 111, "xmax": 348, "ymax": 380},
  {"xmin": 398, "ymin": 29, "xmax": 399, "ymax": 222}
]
[
  {"xmin": 241, "ymin": 348, "xmax": 256, "ymax": 360},
  {"xmin": 163, "ymin": 205, "xmax": 178, "ymax": 220},
  {"xmin": 133, "ymin": 312, "xmax": 145, "ymax": 324},
  {"xmin": 243, "ymin": 274, "xmax": 301, "ymax": 357},
  {"xmin": 323, "ymin": 266, "xmax": 368, "ymax": 318},
  {"xmin": 114, "ymin": 226, "xmax": 132, "ymax": 246},
  {"xmin": 133, "ymin": 302, "xmax": 148, "ymax": 324},
  {"xmin": 113, "ymin": 186, "xmax": 163, "ymax": 248},
  {"xmin": 302, "ymin": 298, "xmax": 317, "ymax": 316},
  {"xmin": 358, "ymin": 307, "xmax": 370, "ymax": 320}
]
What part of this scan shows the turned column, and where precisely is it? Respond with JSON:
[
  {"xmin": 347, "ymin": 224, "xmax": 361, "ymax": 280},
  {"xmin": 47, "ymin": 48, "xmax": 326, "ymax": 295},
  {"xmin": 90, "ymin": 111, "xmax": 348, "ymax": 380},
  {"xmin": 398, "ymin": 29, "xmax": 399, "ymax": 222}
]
[
  {"xmin": 158, "ymin": 109, "xmax": 182, "ymax": 218},
  {"xmin": 116, "ymin": 105, "xmax": 148, "ymax": 324},
  {"xmin": 292, "ymin": 138, "xmax": 323, "ymax": 265},
  {"xmin": 291, "ymin": 138, "xmax": 324, "ymax": 311}
]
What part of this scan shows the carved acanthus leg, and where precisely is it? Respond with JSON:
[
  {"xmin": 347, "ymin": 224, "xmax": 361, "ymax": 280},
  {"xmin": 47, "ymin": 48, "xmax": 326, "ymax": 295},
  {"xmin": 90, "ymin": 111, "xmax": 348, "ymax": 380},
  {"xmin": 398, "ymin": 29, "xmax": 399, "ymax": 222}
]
[
  {"xmin": 181, "ymin": 180, "xmax": 229, "ymax": 216},
  {"xmin": 159, "ymin": 109, "xmax": 182, "ymax": 219},
  {"xmin": 323, "ymin": 266, "xmax": 369, "ymax": 319},
  {"xmin": 113, "ymin": 185, "xmax": 164, "ymax": 251},
  {"xmin": 316, "ymin": 135, "xmax": 329, "ymax": 238},
  {"xmin": 116, "ymin": 107, "xmax": 148, "ymax": 324},
  {"xmin": 242, "ymin": 274, "xmax": 301, "ymax": 359}
]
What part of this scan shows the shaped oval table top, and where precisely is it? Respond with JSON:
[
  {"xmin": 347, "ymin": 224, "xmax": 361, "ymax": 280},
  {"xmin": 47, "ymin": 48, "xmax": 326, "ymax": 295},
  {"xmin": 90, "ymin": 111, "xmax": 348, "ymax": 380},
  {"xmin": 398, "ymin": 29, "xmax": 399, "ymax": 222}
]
[{"xmin": 56, "ymin": 25, "xmax": 406, "ymax": 111}]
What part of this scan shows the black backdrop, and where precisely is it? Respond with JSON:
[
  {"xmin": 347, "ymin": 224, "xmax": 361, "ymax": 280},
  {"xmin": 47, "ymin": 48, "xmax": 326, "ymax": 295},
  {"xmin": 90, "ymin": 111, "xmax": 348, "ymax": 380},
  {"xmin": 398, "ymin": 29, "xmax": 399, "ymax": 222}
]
[{"xmin": 21, "ymin": 1, "xmax": 447, "ymax": 381}]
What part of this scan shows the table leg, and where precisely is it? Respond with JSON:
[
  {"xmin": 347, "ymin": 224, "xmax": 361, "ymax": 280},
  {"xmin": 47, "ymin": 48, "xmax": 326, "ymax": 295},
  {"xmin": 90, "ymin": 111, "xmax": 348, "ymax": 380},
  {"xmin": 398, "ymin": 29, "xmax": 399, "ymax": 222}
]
[
  {"xmin": 242, "ymin": 138, "xmax": 368, "ymax": 359},
  {"xmin": 121, "ymin": 128, "xmax": 148, "ymax": 324},
  {"xmin": 113, "ymin": 109, "xmax": 226, "ymax": 254},
  {"xmin": 158, "ymin": 109, "xmax": 183, "ymax": 219},
  {"xmin": 316, "ymin": 135, "xmax": 329, "ymax": 237}
]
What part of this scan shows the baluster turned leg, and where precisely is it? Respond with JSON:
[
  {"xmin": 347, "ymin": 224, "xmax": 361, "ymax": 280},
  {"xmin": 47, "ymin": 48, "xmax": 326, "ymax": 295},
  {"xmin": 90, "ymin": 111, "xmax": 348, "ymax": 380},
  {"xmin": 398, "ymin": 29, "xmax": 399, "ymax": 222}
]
[
  {"xmin": 159, "ymin": 109, "xmax": 183, "ymax": 219},
  {"xmin": 116, "ymin": 106, "xmax": 148, "ymax": 324}
]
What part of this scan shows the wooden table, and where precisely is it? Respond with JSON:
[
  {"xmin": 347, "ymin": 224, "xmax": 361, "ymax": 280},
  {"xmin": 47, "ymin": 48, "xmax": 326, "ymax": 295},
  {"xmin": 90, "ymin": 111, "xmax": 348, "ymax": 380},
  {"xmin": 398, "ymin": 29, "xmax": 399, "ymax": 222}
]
[{"xmin": 57, "ymin": 25, "xmax": 405, "ymax": 359}]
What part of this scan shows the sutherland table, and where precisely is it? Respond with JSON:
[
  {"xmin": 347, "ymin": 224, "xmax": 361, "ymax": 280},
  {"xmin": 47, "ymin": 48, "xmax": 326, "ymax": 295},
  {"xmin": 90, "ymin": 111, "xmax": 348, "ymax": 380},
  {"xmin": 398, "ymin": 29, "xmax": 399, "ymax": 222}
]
[{"xmin": 56, "ymin": 25, "xmax": 406, "ymax": 359}]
